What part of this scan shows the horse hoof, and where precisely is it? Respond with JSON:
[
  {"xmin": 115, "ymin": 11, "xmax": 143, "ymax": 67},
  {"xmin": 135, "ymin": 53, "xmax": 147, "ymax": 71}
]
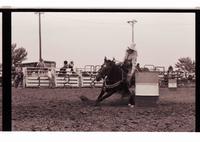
[{"xmin": 128, "ymin": 104, "xmax": 135, "ymax": 108}]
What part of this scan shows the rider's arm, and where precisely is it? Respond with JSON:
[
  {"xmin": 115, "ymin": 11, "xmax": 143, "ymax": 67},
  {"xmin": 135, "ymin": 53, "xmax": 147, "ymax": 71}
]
[{"xmin": 131, "ymin": 52, "xmax": 137, "ymax": 74}]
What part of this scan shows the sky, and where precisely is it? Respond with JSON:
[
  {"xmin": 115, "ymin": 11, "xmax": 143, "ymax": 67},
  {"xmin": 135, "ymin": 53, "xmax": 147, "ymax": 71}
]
[{"xmin": 0, "ymin": 12, "xmax": 195, "ymax": 69}]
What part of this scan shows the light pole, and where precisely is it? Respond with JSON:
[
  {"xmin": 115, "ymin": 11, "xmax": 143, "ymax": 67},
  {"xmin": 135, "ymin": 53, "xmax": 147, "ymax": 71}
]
[
  {"xmin": 35, "ymin": 12, "xmax": 44, "ymax": 62},
  {"xmin": 127, "ymin": 19, "xmax": 137, "ymax": 43}
]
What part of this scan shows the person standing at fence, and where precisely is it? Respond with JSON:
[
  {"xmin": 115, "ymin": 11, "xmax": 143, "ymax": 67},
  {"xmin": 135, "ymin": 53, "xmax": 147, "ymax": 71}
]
[
  {"xmin": 48, "ymin": 67, "xmax": 56, "ymax": 88},
  {"xmin": 167, "ymin": 65, "xmax": 173, "ymax": 79},
  {"xmin": 136, "ymin": 63, "xmax": 142, "ymax": 72},
  {"xmin": 36, "ymin": 59, "xmax": 46, "ymax": 74},
  {"xmin": 36, "ymin": 59, "xmax": 46, "ymax": 68},
  {"xmin": 123, "ymin": 43, "xmax": 138, "ymax": 86},
  {"xmin": 14, "ymin": 64, "xmax": 24, "ymax": 88},
  {"xmin": 60, "ymin": 60, "xmax": 69, "ymax": 75},
  {"xmin": 69, "ymin": 61, "xmax": 74, "ymax": 72}
]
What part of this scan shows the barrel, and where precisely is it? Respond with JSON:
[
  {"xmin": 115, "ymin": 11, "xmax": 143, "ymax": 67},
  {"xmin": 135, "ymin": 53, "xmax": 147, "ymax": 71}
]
[
  {"xmin": 135, "ymin": 72, "xmax": 159, "ymax": 106},
  {"xmin": 168, "ymin": 78, "xmax": 177, "ymax": 89}
]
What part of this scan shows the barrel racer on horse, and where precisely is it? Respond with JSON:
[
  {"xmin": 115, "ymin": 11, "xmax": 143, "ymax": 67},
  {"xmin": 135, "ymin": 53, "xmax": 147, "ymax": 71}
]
[{"xmin": 95, "ymin": 43, "xmax": 138, "ymax": 107}]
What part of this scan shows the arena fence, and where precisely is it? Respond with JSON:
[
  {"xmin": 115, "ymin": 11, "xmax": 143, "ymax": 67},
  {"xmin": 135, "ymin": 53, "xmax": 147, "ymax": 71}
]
[
  {"xmin": 23, "ymin": 67, "xmax": 103, "ymax": 88},
  {"xmin": 55, "ymin": 73, "xmax": 80, "ymax": 88},
  {"xmin": 24, "ymin": 67, "xmax": 49, "ymax": 87},
  {"xmin": 8, "ymin": 66, "xmax": 195, "ymax": 88},
  {"xmin": 144, "ymin": 65, "xmax": 195, "ymax": 88},
  {"xmin": 81, "ymin": 72, "xmax": 103, "ymax": 88}
]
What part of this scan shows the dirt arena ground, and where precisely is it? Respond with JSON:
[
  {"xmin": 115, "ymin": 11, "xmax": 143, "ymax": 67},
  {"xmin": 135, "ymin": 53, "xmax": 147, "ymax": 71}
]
[{"xmin": 0, "ymin": 87, "xmax": 195, "ymax": 131}]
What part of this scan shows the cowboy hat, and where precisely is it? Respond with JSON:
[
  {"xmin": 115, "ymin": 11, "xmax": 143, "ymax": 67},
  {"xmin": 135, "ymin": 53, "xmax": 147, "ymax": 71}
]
[{"xmin": 128, "ymin": 43, "xmax": 136, "ymax": 51}]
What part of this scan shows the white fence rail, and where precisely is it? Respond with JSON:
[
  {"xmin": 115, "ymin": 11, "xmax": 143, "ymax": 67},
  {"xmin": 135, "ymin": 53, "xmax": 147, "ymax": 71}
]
[
  {"xmin": 23, "ymin": 67, "xmax": 103, "ymax": 88},
  {"xmin": 7, "ymin": 65, "xmax": 195, "ymax": 89}
]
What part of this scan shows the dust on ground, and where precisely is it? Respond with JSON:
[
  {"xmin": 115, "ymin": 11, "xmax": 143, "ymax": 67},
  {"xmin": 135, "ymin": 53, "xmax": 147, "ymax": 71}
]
[{"xmin": 0, "ymin": 87, "xmax": 195, "ymax": 131}]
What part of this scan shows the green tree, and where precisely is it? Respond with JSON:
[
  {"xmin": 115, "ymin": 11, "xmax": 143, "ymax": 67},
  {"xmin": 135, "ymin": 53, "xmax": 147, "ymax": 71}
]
[
  {"xmin": 175, "ymin": 57, "xmax": 195, "ymax": 72},
  {"xmin": 12, "ymin": 43, "xmax": 28, "ymax": 66}
]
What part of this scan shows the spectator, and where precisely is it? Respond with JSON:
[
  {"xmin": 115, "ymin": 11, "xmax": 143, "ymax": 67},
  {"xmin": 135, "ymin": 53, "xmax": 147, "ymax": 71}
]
[
  {"xmin": 48, "ymin": 67, "xmax": 56, "ymax": 88},
  {"xmin": 60, "ymin": 60, "xmax": 69, "ymax": 75},
  {"xmin": 36, "ymin": 59, "xmax": 46, "ymax": 68},
  {"xmin": 69, "ymin": 61, "xmax": 74, "ymax": 72},
  {"xmin": 36, "ymin": 59, "xmax": 46, "ymax": 76},
  {"xmin": 167, "ymin": 65, "xmax": 173, "ymax": 79},
  {"xmin": 14, "ymin": 64, "xmax": 24, "ymax": 88},
  {"xmin": 63, "ymin": 60, "xmax": 69, "ymax": 68},
  {"xmin": 136, "ymin": 63, "xmax": 142, "ymax": 72},
  {"xmin": 167, "ymin": 66, "xmax": 173, "ymax": 73}
]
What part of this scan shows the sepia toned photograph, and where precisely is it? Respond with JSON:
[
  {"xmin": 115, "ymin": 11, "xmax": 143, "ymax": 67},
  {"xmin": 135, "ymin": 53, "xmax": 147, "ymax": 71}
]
[{"xmin": 0, "ymin": 12, "xmax": 195, "ymax": 131}]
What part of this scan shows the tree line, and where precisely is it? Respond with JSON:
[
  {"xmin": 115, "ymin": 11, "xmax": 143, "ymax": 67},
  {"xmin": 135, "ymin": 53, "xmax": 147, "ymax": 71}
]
[{"xmin": 11, "ymin": 43, "xmax": 195, "ymax": 73}]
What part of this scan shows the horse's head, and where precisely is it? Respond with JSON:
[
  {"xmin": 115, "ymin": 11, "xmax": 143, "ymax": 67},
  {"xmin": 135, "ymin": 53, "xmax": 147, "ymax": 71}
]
[{"xmin": 96, "ymin": 57, "xmax": 115, "ymax": 81}]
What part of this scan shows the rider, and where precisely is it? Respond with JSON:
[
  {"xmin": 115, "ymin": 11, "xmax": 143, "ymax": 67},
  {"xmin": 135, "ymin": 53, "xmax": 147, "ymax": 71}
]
[{"xmin": 123, "ymin": 42, "xmax": 138, "ymax": 86}]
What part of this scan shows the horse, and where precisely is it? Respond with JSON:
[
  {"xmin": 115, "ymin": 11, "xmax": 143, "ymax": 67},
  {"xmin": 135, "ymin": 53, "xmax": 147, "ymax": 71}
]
[{"xmin": 95, "ymin": 57, "xmax": 135, "ymax": 107}]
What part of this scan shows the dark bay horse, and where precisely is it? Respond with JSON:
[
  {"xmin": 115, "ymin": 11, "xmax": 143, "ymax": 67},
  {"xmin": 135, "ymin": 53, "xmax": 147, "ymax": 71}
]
[{"xmin": 95, "ymin": 57, "xmax": 135, "ymax": 106}]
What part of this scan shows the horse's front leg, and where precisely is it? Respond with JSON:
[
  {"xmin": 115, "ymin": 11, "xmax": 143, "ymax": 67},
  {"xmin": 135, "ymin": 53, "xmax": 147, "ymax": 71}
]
[
  {"xmin": 95, "ymin": 88, "xmax": 105, "ymax": 105},
  {"xmin": 96, "ymin": 88, "xmax": 105, "ymax": 101},
  {"xmin": 98, "ymin": 89, "xmax": 117, "ymax": 102}
]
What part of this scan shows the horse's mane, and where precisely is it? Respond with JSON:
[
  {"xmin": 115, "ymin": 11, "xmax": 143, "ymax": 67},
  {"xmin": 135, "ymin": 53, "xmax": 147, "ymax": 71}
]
[{"xmin": 106, "ymin": 61, "xmax": 123, "ymax": 84}]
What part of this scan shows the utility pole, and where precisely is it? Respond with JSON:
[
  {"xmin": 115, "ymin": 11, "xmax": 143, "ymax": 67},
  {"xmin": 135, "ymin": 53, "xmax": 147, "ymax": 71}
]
[
  {"xmin": 35, "ymin": 12, "xmax": 44, "ymax": 62},
  {"xmin": 127, "ymin": 19, "xmax": 137, "ymax": 43}
]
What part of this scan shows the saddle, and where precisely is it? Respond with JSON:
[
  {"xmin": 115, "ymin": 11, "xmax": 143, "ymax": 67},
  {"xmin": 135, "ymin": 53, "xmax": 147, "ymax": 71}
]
[{"xmin": 120, "ymin": 63, "xmax": 136, "ymax": 87}]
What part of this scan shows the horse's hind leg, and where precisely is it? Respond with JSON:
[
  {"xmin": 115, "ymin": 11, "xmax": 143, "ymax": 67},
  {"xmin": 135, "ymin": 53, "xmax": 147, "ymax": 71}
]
[
  {"xmin": 129, "ymin": 93, "xmax": 135, "ymax": 105},
  {"xmin": 122, "ymin": 82, "xmax": 135, "ymax": 106},
  {"xmin": 128, "ymin": 87, "xmax": 135, "ymax": 106},
  {"xmin": 128, "ymin": 76, "xmax": 136, "ymax": 106}
]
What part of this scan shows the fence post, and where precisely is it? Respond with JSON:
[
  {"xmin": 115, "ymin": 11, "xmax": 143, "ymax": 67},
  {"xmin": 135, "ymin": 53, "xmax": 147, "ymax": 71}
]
[{"xmin": 22, "ymin": 67, "xmax": 26, "ymax": 88}]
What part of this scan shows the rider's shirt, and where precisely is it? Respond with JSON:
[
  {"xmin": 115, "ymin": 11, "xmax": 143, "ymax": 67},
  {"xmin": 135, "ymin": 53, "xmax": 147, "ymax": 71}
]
[{"xmin": 123, "ymin": 50, "xmax": 138, "ymax": 75}]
